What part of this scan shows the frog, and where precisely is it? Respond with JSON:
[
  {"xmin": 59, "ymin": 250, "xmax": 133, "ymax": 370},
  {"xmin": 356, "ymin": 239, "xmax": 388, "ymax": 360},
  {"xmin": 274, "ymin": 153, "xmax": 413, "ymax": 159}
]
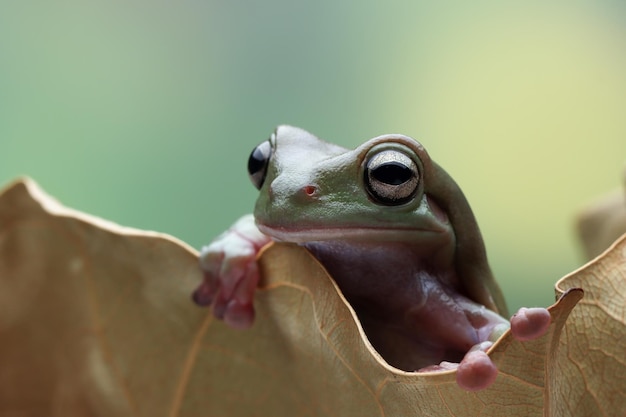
[{"xmin": 194, "ymin": 125, "xmax": 551, "ymax": 391}]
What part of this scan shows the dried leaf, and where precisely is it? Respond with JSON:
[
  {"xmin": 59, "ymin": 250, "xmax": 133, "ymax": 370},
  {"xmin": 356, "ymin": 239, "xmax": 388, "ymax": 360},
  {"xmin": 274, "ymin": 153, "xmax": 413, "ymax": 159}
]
[
  {"xmin": 552, "ymin": 234, "xmax": 626, "ymax": 416},
  {"xmin": 577, "ymin": 168, "xmax": 626, "ymax": 259},
  {"xmin": 0, "ymin": 178, "xmax": 624, "ymax": 416},
  {"xmin": 0, "ymin": 178, "xmax": 205, "ymax": 416}
]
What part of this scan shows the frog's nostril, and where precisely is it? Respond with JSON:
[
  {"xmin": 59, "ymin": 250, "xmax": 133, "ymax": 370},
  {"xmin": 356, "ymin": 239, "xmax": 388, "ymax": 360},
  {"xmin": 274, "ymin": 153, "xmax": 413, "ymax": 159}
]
[{"xmin": 303, "ymin": 185, "xmax": 317, "ymax": 197}]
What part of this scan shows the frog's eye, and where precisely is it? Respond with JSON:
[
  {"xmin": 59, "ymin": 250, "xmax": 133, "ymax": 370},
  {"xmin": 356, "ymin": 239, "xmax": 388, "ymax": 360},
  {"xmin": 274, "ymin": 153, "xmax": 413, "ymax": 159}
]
[
  {"xmin": 248, "ymin": 140, "xmax": 272, "ymax": 189},
  {"xmin": 364, "ymin": 150, "xmax": 420, "ymax": 205}
]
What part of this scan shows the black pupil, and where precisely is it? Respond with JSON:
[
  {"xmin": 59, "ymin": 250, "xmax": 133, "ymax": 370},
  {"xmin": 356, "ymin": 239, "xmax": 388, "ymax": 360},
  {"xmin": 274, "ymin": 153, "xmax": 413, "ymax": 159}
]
[
  {"xmin": 248, "ymin": 146, "xmax": 267, "ymax": 176},
  {"xmin": 372, "ymin": 162, "xmax": 412, "ymax": 185}
]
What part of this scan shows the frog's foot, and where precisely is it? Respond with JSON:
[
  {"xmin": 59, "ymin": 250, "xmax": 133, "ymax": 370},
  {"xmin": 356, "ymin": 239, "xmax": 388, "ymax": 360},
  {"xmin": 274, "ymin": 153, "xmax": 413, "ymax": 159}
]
[
  {"xmin": 194, "ymin": 214, "xmax": 271, "ymax": 329},
  {"xmin": 456, "ymin": 307, "xmax": 551, "ymax": 391},
  {"xmin": 418, "ymin": 306, "xmax": 551, "ymax": 391}
]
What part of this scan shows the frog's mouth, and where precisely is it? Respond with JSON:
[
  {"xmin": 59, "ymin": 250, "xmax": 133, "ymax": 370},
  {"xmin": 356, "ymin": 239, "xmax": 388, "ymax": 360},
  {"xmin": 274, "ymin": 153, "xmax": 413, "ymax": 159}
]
[{"xmin": 257, "ymin": 222, "xmax": 450, "ymax": 245}]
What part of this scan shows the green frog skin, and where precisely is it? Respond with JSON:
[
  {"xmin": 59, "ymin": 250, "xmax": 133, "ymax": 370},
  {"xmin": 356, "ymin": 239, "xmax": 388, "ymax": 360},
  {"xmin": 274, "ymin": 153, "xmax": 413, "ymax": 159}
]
[{"xmin": 194, "ymin": 125, "xmax": 551, "ymax": 391}]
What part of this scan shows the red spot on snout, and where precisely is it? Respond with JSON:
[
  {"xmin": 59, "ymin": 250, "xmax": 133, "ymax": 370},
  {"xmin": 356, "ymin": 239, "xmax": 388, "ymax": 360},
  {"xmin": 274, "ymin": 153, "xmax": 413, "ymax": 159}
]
[{"xmin": 303, "ymin": 185, "xmax": 317, "ymax": 197}]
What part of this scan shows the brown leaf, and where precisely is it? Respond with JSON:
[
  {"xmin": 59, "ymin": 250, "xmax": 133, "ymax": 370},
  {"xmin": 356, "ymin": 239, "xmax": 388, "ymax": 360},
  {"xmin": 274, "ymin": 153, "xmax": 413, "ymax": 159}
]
[
  {"xmin": 0, "ymin": 178, "xmax": 623, "ymax": 416},
  {"xmin": 552, "ymin": 234, "xmax": 626, "ymax": 416},
  {"xmin": 0, "ymin": 178, "xmax": 205, "ymax": 416},
  {"xmin": 576, "ymin": 168, "xmax": 626, "ymax": 259}
]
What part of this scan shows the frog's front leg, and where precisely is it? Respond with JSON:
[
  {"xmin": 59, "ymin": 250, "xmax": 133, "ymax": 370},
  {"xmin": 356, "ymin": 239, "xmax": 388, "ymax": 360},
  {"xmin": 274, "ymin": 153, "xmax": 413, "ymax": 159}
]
[{"xmin": 194, "ymin": 214, "xmax": 271, "ymax": 329}]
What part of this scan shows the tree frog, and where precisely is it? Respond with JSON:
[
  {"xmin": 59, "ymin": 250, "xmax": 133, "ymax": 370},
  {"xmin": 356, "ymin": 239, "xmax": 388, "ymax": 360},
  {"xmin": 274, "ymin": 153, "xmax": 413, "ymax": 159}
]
[{"xmin": 194, "ymin": 125, "xmax": 551, "ymax": 391}]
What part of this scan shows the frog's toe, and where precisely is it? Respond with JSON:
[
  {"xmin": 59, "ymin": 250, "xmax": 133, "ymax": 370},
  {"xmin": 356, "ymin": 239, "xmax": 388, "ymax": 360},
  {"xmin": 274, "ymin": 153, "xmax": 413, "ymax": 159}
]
[
  {"xmin": 510, "ymin": 307, "xmax": 551, "ymax": 341},
  {"xmin": 192, "ymin": 280, "xmax": 215, "ymax": 306},
  {"xmin": 224, "ymin": 300, "xmax": 255, "ymax": 329},
  {"xmin": 221, "ymin": 262, "xmax": 259, "ymax": 328},
  {"xmin": 204, "ymin": 286, "xmax": 255, "ymax": 328},
  {"xmin": 192, "ymin": 265, "xmax": 221, "ymax": 306},
  {"xmin": 456, "ymin": 349, "xmax": 498, "ymax": 391}
]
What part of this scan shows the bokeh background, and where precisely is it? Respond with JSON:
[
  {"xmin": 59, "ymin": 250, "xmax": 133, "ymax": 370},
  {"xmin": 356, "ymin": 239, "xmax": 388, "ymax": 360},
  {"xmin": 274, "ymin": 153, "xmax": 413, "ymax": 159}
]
[{"xmin": 1, "ymin": 1, "xmax": 625, "ymax": 312}]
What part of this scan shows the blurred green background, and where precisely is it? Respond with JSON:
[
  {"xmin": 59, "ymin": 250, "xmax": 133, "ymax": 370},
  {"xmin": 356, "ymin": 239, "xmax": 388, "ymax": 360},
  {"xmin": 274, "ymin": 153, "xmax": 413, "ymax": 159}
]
[{"xmin": 1, "ymin": 1, "xmax": 624, "ymax": 313}]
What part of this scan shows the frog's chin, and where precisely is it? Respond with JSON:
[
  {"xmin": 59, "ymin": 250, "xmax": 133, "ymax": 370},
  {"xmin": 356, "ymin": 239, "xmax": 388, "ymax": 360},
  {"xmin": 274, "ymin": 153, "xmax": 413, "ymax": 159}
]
[{"xmin": 257, "ymin": 222, "xmax": 446, "ymax": 244}]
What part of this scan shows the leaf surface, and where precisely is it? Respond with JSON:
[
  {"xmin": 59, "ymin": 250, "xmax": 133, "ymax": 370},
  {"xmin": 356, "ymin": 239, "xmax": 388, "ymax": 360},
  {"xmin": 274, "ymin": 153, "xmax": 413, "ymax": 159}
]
[
  {"xmin": 552, "ymin": 235, "xmax": 626, "ymax": 416},
  {"xmin": 0, "ymin": 178, "xmax": 624, "ymax": 416}
]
